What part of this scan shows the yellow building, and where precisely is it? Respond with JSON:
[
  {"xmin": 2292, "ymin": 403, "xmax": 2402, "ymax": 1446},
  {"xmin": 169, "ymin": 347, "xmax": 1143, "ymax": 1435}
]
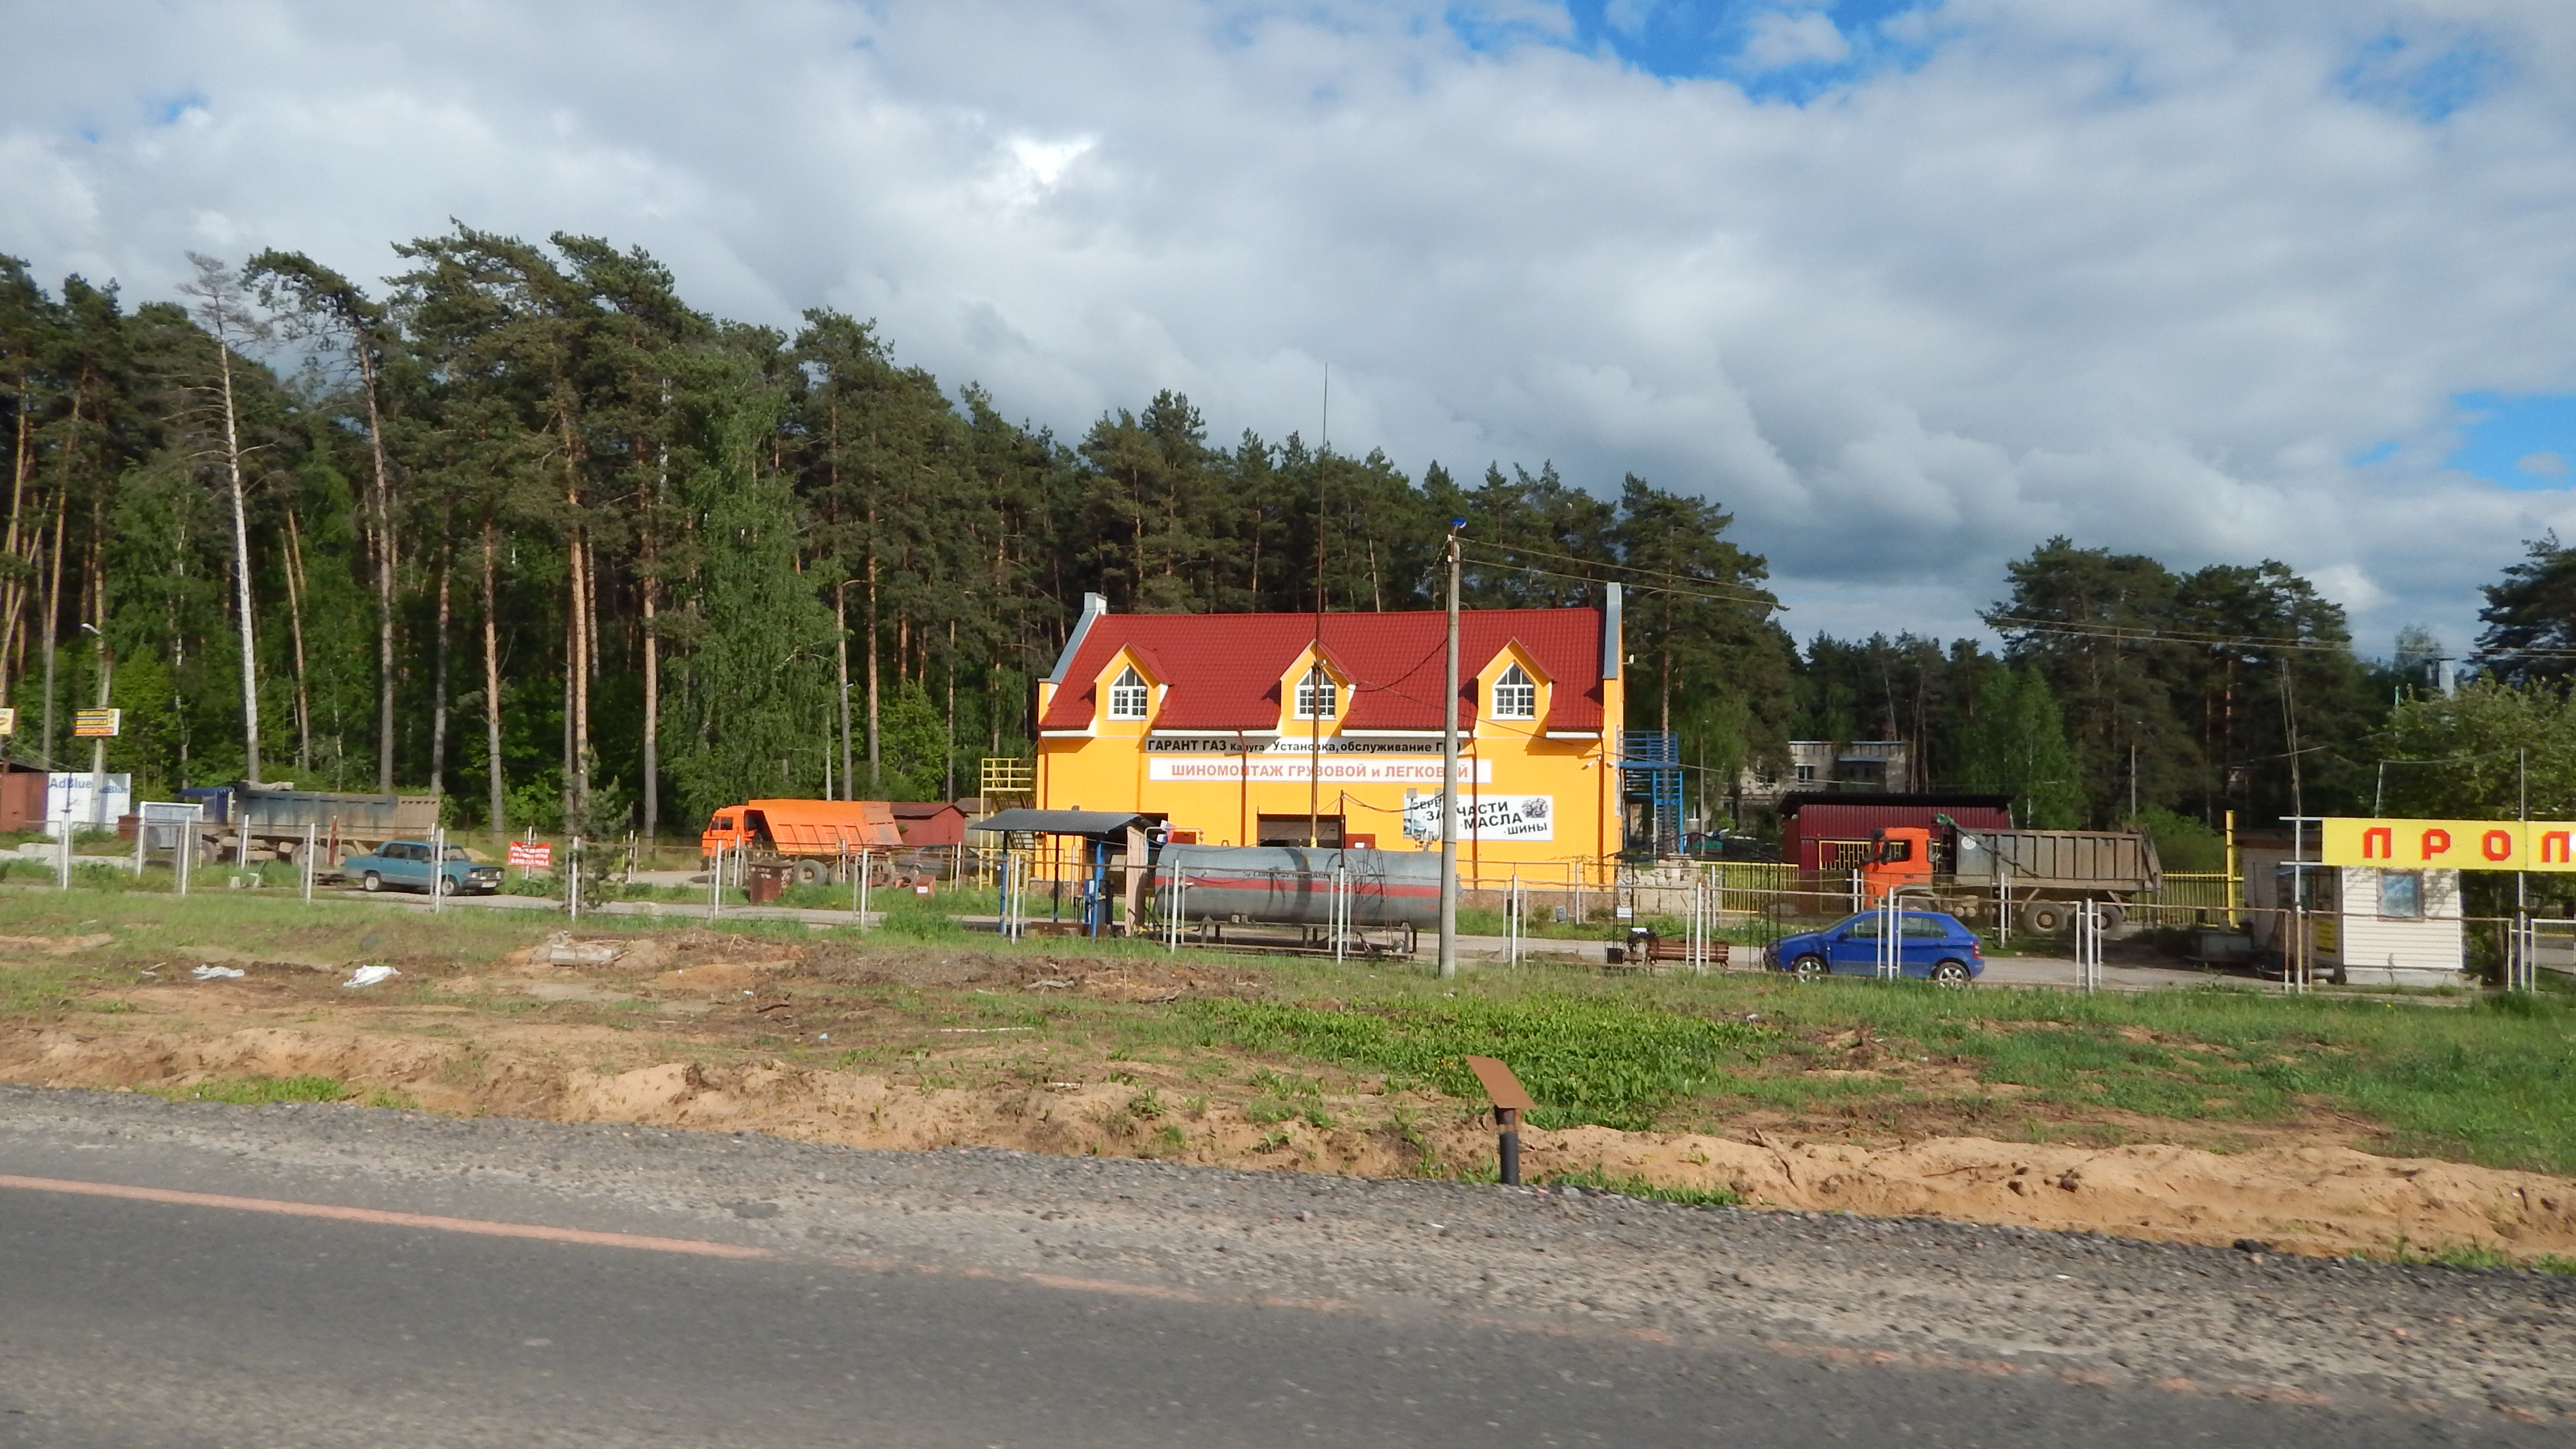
[{"xmin": 1031, "ymin": 591, "xmax": 1625, "ymax": 886}]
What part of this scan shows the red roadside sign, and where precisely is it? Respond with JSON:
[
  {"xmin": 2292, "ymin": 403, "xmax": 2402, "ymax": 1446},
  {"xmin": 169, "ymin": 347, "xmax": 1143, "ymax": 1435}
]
[{"xmin": 508, "ymin": 841, "xmax": 553, "ymax": 868}]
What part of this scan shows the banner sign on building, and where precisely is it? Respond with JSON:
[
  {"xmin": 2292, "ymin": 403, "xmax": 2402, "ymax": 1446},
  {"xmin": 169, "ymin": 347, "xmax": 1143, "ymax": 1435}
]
[
  {"xmin": 72, "ymin": 708, "xmax": 120, "ymax": 737},
  {"xmin": 506, "ymin": 841, "xmax": 554, "ymax": 869},
  {"xmin": 1403, "ymin": 790, "xmax": 1555, "ymax": 841},
  {"xmin": 2319, "ymin": 817, "xmax": 2576, "ymax": 873},
  {"xmin": 0, "ymin": 707, "xmax": 13, "ymax": 736},
  {"xmin": 1149, "ymin": 757, "xmax": 1494, "ymax": 785}
]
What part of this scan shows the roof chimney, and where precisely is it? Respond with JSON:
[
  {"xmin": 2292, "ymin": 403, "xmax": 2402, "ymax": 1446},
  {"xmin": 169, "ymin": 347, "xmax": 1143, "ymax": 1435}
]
[
  {"xmin": 1600, "ymin": 583, "xmax": 1622, "ymax": 680},
  {"xmin": 1048, "ymin": 593, "xmax": 1109, "ymax": 684}
]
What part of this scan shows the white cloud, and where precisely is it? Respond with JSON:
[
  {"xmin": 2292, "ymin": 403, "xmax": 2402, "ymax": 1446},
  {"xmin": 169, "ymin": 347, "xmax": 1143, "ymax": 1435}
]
[
  {"xmin": 2518, "ymin": 451, "xmax": 2570, "ymax": 477},
  {"xmin": 1740, "ymin": 10, "xmax": 1850, "ymax": 70},
  {"xmin": 6, "ymin": 0, "xmax": 2576, "ymax": 659}
]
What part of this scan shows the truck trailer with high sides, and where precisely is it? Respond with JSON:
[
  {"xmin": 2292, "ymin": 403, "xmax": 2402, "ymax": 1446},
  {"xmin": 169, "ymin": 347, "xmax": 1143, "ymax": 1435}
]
[
  {"xmin": 173, "ymin": 783, "xmax": 443, "ymax": 865},
  {"xmin": 1856, "ymin": 817, "xmax": 2163, "ymax": 932}
]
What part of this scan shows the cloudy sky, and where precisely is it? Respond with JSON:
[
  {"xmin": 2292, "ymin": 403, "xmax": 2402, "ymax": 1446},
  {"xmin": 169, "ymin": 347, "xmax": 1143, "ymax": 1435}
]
[{"xmin": 8, "ymin": 0, "xmax": 2576, "ymax": 657}]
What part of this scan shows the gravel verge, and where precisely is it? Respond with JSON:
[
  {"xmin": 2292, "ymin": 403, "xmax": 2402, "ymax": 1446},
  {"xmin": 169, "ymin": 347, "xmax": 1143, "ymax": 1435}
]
[{"xmin": 3, "ymin": 1084, "xmax": 2571, "ymax": 1429}]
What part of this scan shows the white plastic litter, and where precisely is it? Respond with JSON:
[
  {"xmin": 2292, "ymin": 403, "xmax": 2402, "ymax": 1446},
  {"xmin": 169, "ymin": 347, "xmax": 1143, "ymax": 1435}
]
[
  {"xmin": 342, "ymin": 964, "xmax": 400, "ymax": 988},
  {"xmin": 190, "ymin": 965, "xmax": 246, "ymax": 981}
]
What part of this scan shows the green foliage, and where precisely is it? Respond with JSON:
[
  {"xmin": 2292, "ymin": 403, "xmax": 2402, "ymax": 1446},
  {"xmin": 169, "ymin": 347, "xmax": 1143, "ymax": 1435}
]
[
  {"xmin": 2379, "ymin": 678, "xmax": 2576, "ymax": 820},
  {"xmin": 144, "ymin": 1074, "xmax": 349, "ymax": 1105},
  {"xmin": 1184, "ymin": 995, "xmax": 1774, "ymax": 1130},
  {"xmin": 1982, "ymin": 538, "xmax": 2376, "ymax": 827},
  {"xmin": 1538, "ymin": 1164, "xmax": 1744, "ymax": 1208},
  {"xmin": 664, "ymin": 362, "xmax": 838, "ymax": 825},
  {"xmin": 2475, "ymin": 534, "xmax": 2576, "ymax": 685},
  {"xmin": 1952, "ymin": 667, "xmax": 2083, "ymax": 827},
  {"xmin": 874, "ymin": 899, "xmax": 967, "ymax": 941},
  {"xmin": 2134, "ymin": 807, "xmax": 2225, "ymax": 872}
]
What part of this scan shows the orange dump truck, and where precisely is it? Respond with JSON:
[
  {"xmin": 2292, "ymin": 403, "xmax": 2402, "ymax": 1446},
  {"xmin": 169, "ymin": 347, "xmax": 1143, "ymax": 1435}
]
[{"xmin": 701, "ymin": 800, "xmax": 905, "ymax": 884}]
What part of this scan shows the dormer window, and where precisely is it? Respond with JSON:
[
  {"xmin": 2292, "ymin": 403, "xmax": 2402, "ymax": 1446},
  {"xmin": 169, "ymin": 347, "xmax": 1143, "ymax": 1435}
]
[
  {"xmin": 1108, "ymin": 666, "xmax": 1150, "ymax": 721},
  {"xmin": 1493, "ymin": 664, "xmax": 1537, "ymax": 720},
  {"xmin": 1294, "ymin": 665, "xmax": 1338, "ymax": 720}
]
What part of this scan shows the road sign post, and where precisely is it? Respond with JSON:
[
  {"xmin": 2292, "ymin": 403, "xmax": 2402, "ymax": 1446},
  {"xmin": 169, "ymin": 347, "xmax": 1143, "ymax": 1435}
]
[{"xmin": 1464, "ymin": 1055, "xmax": 1536, "ymax": 1187}]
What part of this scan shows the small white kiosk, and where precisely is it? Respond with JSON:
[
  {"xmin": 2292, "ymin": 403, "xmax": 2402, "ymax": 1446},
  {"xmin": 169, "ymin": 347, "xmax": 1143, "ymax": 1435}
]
[{"xmin": 2272, "ymin": 863, "xmax": 2466, "ymax": 988}]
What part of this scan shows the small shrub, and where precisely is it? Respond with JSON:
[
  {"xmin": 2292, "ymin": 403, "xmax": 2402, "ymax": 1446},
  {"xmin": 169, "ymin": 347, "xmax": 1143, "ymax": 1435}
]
[
  {"xmin": 1540, "ymin": 1164, "xmax": 1743, "ymax": 1209},
  {"xmin": 145, "ymin": 1074, "xmax": 347, "ymax": 1105}
]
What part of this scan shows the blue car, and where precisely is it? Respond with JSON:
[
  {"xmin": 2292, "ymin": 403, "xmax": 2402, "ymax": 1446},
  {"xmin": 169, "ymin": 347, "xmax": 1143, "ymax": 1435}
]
[
  {"xmin": 1765, "ymin": 910, "xmax": 1983, "ymax": 987},
  {"xmin": 342, "ymin": 839, "xmax": 502, "ymax": 896}
]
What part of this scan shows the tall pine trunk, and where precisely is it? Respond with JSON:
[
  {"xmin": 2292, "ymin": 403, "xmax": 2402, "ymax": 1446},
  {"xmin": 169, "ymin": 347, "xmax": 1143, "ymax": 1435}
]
[
  {"xmin": 39, "ymin": 435, "xmax": 67, "ymax": 765},
  {"xmin": 834, "ymin": 583, "xmax": 852, "ymax": 801},
  {"xmin": 359, "ymin": 345, "xmax": 396, "ymax": 794},
  {"xmin": 282, "ymin": 510, "xmax": 314, "ymax": 772},
  {"xmin": 482, "ymin": 517, "xmax": 506, "ymax": 836},
  {"xmin": 0, "ymin": 405, "xmax": 30, "ymax": 707},
  {"xmin": 865, "ymin": 500, "xmax": 880, "ymax": 790},
  {"xmin": 215, "ymin": 330, "xmax": 262, "ymax": 783},
  {"xmin": 429, "ymin": 528, "xmax": 452, "ymax": 794}
]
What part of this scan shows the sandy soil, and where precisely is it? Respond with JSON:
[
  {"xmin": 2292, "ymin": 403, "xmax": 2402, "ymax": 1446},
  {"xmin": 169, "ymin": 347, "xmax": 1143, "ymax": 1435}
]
[{"xmin": 6, "ymin": 925, "xmax": 2573, "ymax": 1265}]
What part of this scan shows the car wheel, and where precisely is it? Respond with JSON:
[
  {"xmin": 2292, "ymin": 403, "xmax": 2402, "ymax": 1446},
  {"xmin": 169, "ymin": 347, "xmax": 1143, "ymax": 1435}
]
[
  {"xmin": 1792, "ymin": 954, "xmax": 1827, "ymax": 981},
  {"xmin": 1931, "ymin": 960, "xmax": 1971, "ymax": 988},
  {"xmin": 2021, "ymin": 901, "xmax": 2066, "ymax": 935},
  {"xmin": 361, "ymin": 872, "xmax": 381, "ymax": 893},
  {"xmin": 437, "ymin": 874, "xmax": 457, "ymax": 896}
]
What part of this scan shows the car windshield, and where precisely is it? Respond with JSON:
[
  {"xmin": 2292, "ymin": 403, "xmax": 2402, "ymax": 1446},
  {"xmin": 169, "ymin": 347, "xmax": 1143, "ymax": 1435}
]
[{"xmin": 443, "ymin": 846, "xmax": 470, "ymax": 861}]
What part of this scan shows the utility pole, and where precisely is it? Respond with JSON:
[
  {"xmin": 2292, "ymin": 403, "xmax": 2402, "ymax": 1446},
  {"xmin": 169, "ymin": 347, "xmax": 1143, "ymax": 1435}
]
[
  {"xmin": 1439, "ymin": 520, "xmax": 1462, "ymax": 981},
  {"xmin": 1308, "ymin": 408, "xmax": 1327, "ymax": 851}
]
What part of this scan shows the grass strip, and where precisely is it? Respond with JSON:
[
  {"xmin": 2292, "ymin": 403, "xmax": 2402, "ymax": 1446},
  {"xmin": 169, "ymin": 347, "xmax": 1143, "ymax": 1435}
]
[{"xmin": 1183, "ymin": 993, "xmax": 1774, "ymax": 1130}]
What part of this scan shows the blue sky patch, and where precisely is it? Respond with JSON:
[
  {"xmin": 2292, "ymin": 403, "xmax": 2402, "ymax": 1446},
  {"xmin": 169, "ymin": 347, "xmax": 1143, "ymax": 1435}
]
[
  {"xmin": 2444, "ymin": 392, "xmax": 2576, "ymax": 490},
  {"xmin": 1451, "ymin": 1, "xmax": 1932, "ymax": 101},
  {"xmin": 2337, "ymin": 30, "xmax": 2499, "ymax": 122},
  {"xmin": 149, "ymin": 90, "xmax": 210, "ymax": 126}
]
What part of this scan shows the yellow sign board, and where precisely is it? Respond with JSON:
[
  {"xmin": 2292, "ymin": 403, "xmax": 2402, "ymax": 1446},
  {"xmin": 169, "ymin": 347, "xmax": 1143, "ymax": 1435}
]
[
  {"xmin": 0, "ymin": 707, "xmax": 13, "ymax": 736},
  {"xmin": 2319, "ymin": 817, "xmax": 2576, "ymax": 873},
  {"xmin": 72, "ymin": 709, "xmax": 120, "ymax": 738}
]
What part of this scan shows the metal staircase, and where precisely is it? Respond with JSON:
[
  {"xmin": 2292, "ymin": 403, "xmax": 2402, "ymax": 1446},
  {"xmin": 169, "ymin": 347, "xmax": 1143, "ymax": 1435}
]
[{"xmin": 1619, "ymin": 731, "xmax": 1684, "ymax": 856}]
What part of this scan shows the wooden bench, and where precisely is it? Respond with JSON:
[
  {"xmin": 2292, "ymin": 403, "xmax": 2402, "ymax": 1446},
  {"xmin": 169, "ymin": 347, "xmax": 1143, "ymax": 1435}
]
[{"xmin": 1608, "ymin": 936, "xmax": 1731, "ymax": 970}]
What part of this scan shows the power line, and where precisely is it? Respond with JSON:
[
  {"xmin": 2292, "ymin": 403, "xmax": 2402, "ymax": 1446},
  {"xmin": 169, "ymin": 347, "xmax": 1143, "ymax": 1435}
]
[
  {"xmin": 1453, "ymin": 541, "xmax": 1783, "ymax": 610},
  {"xmin": 1985, "ymin": 614, "xmax": 2357, "ymax": 654}
]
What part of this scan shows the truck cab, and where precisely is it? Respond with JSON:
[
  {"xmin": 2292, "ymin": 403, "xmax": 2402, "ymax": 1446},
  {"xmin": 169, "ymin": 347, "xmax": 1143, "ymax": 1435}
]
[{"xmin": 1859, "ymin": 827, "xmax": 1935, "ymax": 902}]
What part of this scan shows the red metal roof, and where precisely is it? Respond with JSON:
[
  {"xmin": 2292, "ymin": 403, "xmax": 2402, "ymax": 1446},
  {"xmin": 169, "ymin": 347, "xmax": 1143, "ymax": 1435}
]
[{"xmin": 1039, "ymin": 609, "xmax": 1607, "ymax": 735}]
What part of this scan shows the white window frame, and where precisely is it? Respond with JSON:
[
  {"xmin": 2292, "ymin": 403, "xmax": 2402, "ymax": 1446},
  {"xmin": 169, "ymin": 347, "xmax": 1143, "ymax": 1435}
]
[
  {"xmin": 1107, "ymin": 666, "xmax": 1150, "ymax": 721},
  {"xmin": 1294, "ymin": 665, "xmax": 1338, "ymax": 721},
  {"xmin": 1492, "ymin": 663, "xmax": 1537, "ymax": 720}
]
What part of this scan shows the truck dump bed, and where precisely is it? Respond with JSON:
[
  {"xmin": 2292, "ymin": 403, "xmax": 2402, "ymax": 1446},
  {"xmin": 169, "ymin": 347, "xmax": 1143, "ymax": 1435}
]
[
  {"xmin": 737, "ymin": 800, "xmax": 904, "ymax": 855},
  {"xmin": 1950, "ymin": 828, "xmax": 2161, "ymax": 893}
]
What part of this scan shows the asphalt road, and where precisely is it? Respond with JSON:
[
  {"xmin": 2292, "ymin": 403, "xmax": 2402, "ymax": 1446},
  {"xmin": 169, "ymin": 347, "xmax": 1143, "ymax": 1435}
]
[{"xmin": 0, "ymin": 1091, "xmax": 2565, "ymax": 1446}]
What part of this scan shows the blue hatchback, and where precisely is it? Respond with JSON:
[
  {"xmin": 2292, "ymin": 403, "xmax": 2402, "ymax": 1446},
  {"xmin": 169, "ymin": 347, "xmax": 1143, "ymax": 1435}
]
[{"xmin": 1765, "ymin": 910, "xmax": 1984, "ymax": 987}]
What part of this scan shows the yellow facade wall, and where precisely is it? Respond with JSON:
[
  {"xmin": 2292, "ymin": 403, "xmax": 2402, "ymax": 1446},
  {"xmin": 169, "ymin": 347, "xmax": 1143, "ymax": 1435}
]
[{"xmin": 1034, "ymin": 640, "xmax": 1622, "ymax": 887}]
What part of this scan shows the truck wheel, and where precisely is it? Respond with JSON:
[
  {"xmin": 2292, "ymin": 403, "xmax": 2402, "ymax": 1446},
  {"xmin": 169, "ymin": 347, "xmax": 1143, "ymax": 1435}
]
[
  {"xmin": 792, "ymin": 859, "xmax": 827, "ymax": 887},
  {"xmin": 361, "ymin": 872, "xmax": 382, "ymax": 893},
  {"xmin": 1931, "ymin": 960, "xmax": 1971, "ymax": 988},
  {"xmin": 2094, "ymin": 903, "xmax": 2127, "ymax": 934},
  {"xmin": 2021, "ymin": 901, "xmax": 2066, "ymax": 935},
  {"xmin": 1792, "ymin": 954, "xmax": 1827, "ymax": 981}
]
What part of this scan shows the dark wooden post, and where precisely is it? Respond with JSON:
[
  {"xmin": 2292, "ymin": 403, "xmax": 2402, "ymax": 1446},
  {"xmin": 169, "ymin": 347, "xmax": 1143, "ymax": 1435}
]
[{"xmin": 1464, "ymin": 1055, "xmax": 1536, "ymax": 1187}]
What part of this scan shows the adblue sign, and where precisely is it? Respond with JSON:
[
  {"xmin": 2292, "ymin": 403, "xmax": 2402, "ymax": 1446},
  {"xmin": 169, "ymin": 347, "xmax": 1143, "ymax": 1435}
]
[{"xmin": 2319, "ymin": 817, "xmax": 2576, "ymax": 873}]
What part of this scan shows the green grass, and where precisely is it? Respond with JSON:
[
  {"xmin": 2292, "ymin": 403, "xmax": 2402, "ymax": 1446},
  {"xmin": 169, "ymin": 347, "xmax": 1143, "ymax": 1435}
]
[
  {"xmin": 1183, "ymin": 993, "xmax": 1775, "ymax": 1130},
  {"xmin": 20, "ymin": 880, "xmax": 2576, "ymax": 1180},
  {"xmin": 140, "ymin": 1074, "xmax": 348, "ymax": 1105},
  {"xmin": 1537, "ymin": 1163, "xmax": 1745, "ymax": 1208}
]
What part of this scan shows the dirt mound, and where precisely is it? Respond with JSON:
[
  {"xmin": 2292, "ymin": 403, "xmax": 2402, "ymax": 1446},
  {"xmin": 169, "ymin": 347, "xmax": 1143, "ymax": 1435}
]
[
  {"xmin": 9, "ymin": 1019, "xmax": 2576, "ymax": 1263},
  {"xmin": 0, "ymin": 934, "xmax": 115, "ymax": 957}
]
